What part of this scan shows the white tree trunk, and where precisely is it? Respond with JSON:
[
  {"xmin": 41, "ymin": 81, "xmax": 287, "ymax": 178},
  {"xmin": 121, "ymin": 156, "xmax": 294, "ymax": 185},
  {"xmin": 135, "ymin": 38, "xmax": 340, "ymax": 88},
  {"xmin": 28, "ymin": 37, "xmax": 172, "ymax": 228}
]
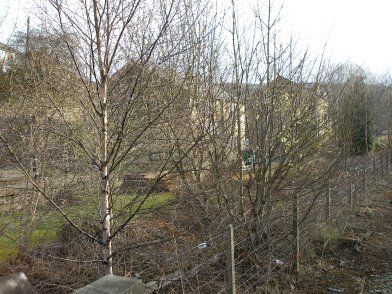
[{"xmin": 100, "ymin": 79, "xmax": 112, "ymax": 275}]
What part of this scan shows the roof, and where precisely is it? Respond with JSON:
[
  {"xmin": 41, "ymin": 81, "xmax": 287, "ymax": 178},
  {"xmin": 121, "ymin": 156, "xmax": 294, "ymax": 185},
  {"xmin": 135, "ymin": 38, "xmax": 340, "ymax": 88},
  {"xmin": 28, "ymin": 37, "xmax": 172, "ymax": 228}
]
[{"xmin": 0, "ymin": 42, "xmax": 21, "ymax": 54}]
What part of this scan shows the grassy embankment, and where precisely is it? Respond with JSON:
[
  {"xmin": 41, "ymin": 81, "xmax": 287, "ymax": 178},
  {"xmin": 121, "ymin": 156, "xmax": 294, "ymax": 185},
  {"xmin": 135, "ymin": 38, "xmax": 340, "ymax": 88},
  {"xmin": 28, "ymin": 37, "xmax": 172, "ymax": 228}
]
[{"xmin": 0, "ymin": 192, "xmax": 174, "ymax": 261}]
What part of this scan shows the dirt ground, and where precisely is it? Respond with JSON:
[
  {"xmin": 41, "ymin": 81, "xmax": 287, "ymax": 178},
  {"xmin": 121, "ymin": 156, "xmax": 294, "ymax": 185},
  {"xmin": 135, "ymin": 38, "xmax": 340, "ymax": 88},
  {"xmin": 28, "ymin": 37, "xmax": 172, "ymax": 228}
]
[{"xmin": 298, "ymin": 179, "xmax": 392, "ymax": 294}]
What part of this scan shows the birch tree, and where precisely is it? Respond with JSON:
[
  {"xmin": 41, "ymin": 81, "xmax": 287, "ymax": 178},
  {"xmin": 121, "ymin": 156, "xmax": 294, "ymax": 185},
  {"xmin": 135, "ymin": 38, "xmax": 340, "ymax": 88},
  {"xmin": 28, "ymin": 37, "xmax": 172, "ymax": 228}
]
[
  {"xmin": 0, "ymin": 0, "xmax": 213, "ymax": 275},
  {"xmin": 48, "ymin": 0, "xmax": 183, "ymax": 274}
]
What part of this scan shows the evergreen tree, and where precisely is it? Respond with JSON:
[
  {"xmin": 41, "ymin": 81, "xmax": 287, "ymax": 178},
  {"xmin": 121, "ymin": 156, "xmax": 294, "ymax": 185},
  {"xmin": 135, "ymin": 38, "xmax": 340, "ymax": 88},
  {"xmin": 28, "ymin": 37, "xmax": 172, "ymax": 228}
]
[
  {"xmin": 349, "ymin": 77, "xmax": 373, "ymax": 155},
  {"xmin": 333, "ymin": 73, "xmax": 374, "ymax": 156}
]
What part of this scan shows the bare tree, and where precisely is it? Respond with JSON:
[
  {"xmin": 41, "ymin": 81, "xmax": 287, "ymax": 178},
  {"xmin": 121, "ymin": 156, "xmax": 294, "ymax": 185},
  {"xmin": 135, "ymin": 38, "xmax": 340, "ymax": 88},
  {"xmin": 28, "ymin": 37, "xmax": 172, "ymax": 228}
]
[
  {"xmin": 0, "ymin": 0, "xmax": 219, "ymax": 276},
  {"xmin": 221, "ymin": 2, "xmax": 338, "ymax": 276}
]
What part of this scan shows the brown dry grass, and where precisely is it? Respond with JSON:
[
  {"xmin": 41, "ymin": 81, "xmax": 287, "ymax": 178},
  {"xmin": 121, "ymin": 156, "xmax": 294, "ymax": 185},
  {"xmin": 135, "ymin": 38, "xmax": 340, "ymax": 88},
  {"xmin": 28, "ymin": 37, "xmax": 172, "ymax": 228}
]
[{"xmin": 297, "ymin": 178, "xmax": 392, "ymax": 293}]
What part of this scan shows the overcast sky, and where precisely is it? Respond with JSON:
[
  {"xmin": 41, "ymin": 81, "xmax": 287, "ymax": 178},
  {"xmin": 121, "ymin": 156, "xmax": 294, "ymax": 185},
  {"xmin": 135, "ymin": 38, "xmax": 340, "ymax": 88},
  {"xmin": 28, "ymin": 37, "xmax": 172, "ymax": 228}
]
[
  {"xmin": 281, "ymin": 0, "xmax": 392, "ymax": 76},
  {"xmin": 0, "ymin": 0, "xmax": 29, "ymax": 43},
  {"xmin": 1, "ymin": 0, "xmax": 392, "ymax": 76}
]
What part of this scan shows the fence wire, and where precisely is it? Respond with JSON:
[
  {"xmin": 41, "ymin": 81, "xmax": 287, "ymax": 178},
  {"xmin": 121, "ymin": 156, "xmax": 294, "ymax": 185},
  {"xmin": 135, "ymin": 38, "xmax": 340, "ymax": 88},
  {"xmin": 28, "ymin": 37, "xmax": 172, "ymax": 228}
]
[{"xmin": 148, "ymin": 150, "xmax": 392, "ymax": 293}]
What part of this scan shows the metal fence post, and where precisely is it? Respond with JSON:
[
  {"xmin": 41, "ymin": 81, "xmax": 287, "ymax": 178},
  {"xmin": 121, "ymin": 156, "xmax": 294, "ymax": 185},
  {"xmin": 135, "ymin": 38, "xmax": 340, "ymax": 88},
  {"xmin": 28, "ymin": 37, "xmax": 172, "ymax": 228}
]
[{"xmin": 227, "ymin": 224, "xmax": 236, "ymax": 294}]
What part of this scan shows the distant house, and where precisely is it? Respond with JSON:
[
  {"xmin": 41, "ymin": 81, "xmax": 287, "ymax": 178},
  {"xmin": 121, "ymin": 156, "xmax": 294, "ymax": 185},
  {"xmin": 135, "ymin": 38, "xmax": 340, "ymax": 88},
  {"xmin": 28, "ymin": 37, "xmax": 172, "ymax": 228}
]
[
  {"xmin": 0, "ymin": 42, "xmax": 20, "ymax": 72},
  {"xmin": 107, "ymin": 61, "xmax": 250, "ymax": 181},
  {"xmin": 240, "ymin": 75, "xmax": 329, "ymax": 165},
  {"xmin": 189, "ymin": 83, "xmax": 247, "ymax": 150}
]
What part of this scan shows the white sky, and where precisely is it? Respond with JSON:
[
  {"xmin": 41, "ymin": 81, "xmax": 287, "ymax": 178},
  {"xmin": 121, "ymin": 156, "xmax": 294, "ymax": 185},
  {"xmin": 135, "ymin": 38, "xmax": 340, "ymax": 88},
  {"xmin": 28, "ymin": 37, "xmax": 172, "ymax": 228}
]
[
  {"xmin": 0, "ymin": 0, "xmax": 26, "ymax": 40},
  {"xmin": 280, "ymin": 0, "xmax": 392, "ymax": 76},
  {"xmin": 1, "ymin": 0, "xmax": 392, "ymax": 76}
]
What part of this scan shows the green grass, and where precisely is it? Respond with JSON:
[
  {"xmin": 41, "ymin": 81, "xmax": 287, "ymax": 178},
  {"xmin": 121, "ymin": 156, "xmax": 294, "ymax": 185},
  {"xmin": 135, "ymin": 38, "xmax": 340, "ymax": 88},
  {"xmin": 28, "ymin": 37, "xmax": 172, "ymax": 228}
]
[
  {"xmin": 0, "ymin": 236, "xmax": 18, "ymax": 261},
  {"xmin": 0, "ymin": 192, "xmax": 174, "ymax": 262}
]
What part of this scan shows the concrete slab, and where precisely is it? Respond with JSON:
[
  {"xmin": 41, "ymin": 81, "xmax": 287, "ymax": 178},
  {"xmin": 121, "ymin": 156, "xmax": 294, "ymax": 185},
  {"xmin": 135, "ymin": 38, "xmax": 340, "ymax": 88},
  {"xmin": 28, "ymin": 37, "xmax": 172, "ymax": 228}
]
[{"xmin": 73, "ymin": 275, "xmax": 146, "ymax": 294}]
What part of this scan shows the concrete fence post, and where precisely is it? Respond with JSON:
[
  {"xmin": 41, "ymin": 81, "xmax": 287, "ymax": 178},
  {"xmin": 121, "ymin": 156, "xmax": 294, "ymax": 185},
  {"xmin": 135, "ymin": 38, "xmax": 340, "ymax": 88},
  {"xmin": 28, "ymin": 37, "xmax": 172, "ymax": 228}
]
[
  {"xmin": 390, "ymin": 148, "xmax": 392, "ymax": 165},
  {"xmin": 292, "ymin": 190, "xmax": 299, "ymax": 279},
  {"xmin": 325, "ymin": 180, "xmax": 331, "ymax": 222},
  {"xmin": 349, "ymin": 175, "xmax": 353, "ymax": 208},
  {"xmin": 363, "ymin": 169, "xmax": 367, "ymax": 202},
  {"xmin": 32, "ymin": 155, "xmax": 38, "ymax": 181},
  {"xmin": 226, "ymin": 224, "xmax": 236, "ymax": 294}
]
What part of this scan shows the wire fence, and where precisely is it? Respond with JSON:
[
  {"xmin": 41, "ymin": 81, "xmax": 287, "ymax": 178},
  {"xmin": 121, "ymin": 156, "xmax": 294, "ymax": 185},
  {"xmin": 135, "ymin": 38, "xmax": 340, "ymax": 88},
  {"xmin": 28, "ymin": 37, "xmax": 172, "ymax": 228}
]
[
  {"xmin": 1, "ymin": 148, "xmax": 391, "ymax": 293},
  {"xmin": 138, "ymin": 150, "xmax": 392, "ymax": 293}
]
